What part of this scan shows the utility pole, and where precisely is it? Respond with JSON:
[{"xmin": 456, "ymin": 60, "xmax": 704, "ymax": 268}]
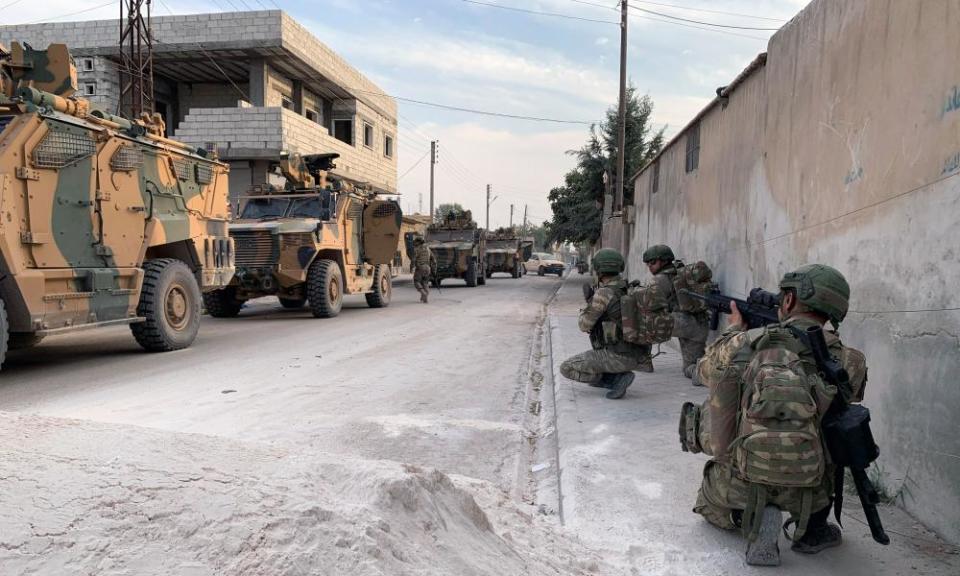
[
  {"xmin": 509, "ymin": 204, "xmax": 514, "ymax": 227},
  {"xmin": 118, "ymin": 0, "xmax": 155, "ymax": 119},
  {"xmin": 485, "ymin": 184, "xmax": 499, "ymax": 231},
  {"xmin": 615, "ymin": 0, "xmax": 628, "ymax": 212},
  {"xmin": 522, "ymin": 204, "xmax": 528, "ymax": 234},
  {"xmin": 418, "ymin": 192, "xmax": 423, "ymax": 214},
  {"xmin": 429, "ymin": 140, "xmax": 437, "ymax": 220}
]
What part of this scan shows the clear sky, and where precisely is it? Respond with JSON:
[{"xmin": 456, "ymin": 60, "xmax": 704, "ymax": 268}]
[{"xmin": 5, "ymin": 0, "xmax": 808, "ymax": 229}]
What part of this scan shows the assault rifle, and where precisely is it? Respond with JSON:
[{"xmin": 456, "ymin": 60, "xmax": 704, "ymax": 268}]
[
  {"xmin": 804, "ymin": 324, "xmax": 889, "ymax": 545},
  {"xmin": 678, "ymin": 287, "xmax": 780, "ymax": 330},
  {"xmin": 681, "ymin": 286, "xmax": 890, "ymax": 545}
]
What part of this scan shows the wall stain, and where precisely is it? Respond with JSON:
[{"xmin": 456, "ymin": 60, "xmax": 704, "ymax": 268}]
[{"xmin": 845, "ymin": 166, "xmax": 864, "ymax": 185}]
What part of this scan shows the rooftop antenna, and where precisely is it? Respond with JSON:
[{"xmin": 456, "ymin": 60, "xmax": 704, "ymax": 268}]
[{"xmin": 117, "ymin": 0, "xmax": 154, "ymax": 118}]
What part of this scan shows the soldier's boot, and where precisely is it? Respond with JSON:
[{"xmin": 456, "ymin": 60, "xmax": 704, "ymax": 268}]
[
  {"xmin": 605, "ymin": 372, "xmax": 635, "ymax": 400},
  {"xmin": 422, "ymin": 290, "xmax": 429, "ymax": 304},
  {"xmin": 745, "ymin": 505, "xmax": 782, "ymax": 566},
  {"xmin": 589, "ymin": 373, "xmax": 616, "ymax": 388},
  {"xmin": 791, "ymin": 506, "xmax": 842, "ymax": 555},
  {"xmin": 683, "ymin": 363, "xmax": 696, "ymax": 379}
]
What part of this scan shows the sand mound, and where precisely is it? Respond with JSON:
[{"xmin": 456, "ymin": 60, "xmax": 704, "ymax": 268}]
[{"xmin": 0, "ymin": 412, "xmax": 605, "ymax": 575}]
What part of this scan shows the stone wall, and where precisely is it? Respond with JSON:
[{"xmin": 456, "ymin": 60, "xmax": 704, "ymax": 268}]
[
  {"xmin": 174, "ymin": 107, "xmax": 397, "ymax": 195},
  {"xmin": 627, "ymin": 0, "xmax": 960, "ymax": 543}
]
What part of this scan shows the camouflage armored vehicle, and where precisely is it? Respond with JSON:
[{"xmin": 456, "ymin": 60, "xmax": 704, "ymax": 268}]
[
  {"xmin": 203, "ymin": 153, "xmax": 401, "ymax": 318},
  {"xmin": 484, "ymin": 227, "xmax": 526, "ymax": 279},
  {"xmin": 425, "ymin": 210, "xmax": 486, "ymax": 287},
  {"xmin": 0, "ymin": 42, "xmax": 234, "ymax": 368}
]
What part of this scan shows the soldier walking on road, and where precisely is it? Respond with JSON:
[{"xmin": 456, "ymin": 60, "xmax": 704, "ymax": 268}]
[
  {"xmin": 412, "ymin": 235, "xmax": 436, "ymax": 303},
  {"xmin": 641, "ymin": 245, "xmax": 711, "ymax": 378},
  {"xmin": 559, "ymin": 249, "xmax": 642, "ymax": 400}
]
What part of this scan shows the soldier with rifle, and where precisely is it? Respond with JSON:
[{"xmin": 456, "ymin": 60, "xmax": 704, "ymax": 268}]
[
  {"xmin": 559, "ymin": 249, "xmax": 641, "ymax": 400},
  {"xmin": 677, "ymin": 264, "xmax": 888, "ymax": 566}
]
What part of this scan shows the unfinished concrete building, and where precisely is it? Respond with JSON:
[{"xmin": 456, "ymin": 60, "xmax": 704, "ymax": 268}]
[{"xmin": 0, "ymin": 10, "xmax": 398, "ymax": 199}]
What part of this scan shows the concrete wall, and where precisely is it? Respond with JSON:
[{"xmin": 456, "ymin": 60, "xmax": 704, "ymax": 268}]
[{"xmin": 629, "ymin": 0, "xmax": 960, "ymax": 543}]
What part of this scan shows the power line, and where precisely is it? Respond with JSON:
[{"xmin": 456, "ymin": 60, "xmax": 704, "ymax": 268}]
[
  {"xmin": 630, "ymin": 12, "xmax": 767, "ymax": 40},
  {"xmin": 629, "ymin": 5, "xmax": 780, "ymax": 31},
  {"xmin": 0, "ymin": 0, "xmax": 27, "ymax": 10},
  {"xmin": 349, "ymin": 85, "xmax": 598, "ymax": 124},
  {"xmin": 461, "ymin": 0, "xmax": 619, "ymax": 25},
  {"xmin": 25, "ymin": 0, "xmax": 114, "ymax": 23},
  {"xmin": 569, "ymin": 0, "xmax": 786, "ymax": 23},
  {"xmin": 398, "ymin": 150, "xmax": 430, "ymax": 181}
]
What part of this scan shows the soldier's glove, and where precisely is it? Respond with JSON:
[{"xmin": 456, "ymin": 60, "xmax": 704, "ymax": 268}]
[{"xmin": 582, "ymin": 283, "xmax": 595, "ymax": 302}]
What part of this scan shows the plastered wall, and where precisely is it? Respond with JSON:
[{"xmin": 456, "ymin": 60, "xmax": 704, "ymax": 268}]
[{"xmin": 628, "ymin": 0, "xmax": 960, "ymax": 542}]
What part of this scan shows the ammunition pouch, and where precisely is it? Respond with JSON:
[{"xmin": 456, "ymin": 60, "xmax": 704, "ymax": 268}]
[{"xmin": 822, "ymin": 404, "xmax": 879, "ymax": 469}]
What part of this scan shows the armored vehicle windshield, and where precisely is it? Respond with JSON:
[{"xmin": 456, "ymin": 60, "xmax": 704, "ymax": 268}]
[
  {"xmin": 240, "ymin": 193, "xmax": 335, "ymax": 221},
  {"xmin": 242, "ymin": 198, "xmax": 292, "ymax": 220}
]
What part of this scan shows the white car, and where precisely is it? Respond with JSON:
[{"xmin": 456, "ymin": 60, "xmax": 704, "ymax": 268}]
[{"xmin": 524, "ymin": 253, "xmax": 565, "ymax": 277}]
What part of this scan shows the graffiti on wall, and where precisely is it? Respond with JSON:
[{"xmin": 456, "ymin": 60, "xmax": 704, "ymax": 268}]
[
  {"xmin": 942, "ymin": 152, "xmax": 960, "ymax": 176},
  {"xmin": 943, "ymin": 86, "xmax": 960, "ymax": 117}
]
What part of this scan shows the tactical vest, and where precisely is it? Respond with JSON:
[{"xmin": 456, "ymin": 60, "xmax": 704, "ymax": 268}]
[
  {"xmin": 621, "ymin": 281, "xmax": 674, "ymax": 345},
  {"xmin": 671, "ymin": 260, "xmax": 715, "ymax": 315},
  {"xmin": 589, "ymin": 280, "xmax": 639, "ymax": 354}
]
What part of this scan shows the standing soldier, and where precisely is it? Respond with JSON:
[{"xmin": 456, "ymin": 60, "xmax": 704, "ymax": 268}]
[
  {"xmin": 559, "ymin": 249, "xmax": 641, "ymax": 400},
  {"xmin": 642, "ymin": 245, "xmax": 711, "ymax": 379},
  {"xmin": 412, "ymin": 235, "xmax": 436, "ymax": 303},
  {"xmin": 680, "ymin": 265, "xmax": 865, "ymax": 566}
]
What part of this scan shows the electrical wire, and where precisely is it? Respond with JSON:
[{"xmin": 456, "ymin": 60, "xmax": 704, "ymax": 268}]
[
  {"xmin": 461, "ymin": 0, "xmax": 619, "ymax": 25},
  {"xmin": 0, "ymin": 0, "xmax": 28, "ymax": 10},
  {"xmin": 629, "ymin": 5, "xmax": 780, "ymax": 31},
  {"xmin": 25, "ymin": 0, "xmax": 114, "ymax": 24},
  {"xmin": 567, "ymin": 0, "xmax": 787, "ymax": 23},
  {"xmin": 398, "ymin": 150, "xmax": 430, "ymax": 181}
]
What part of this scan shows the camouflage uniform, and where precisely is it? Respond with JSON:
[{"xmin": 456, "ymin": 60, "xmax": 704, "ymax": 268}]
[
  {"xmin": 412, "ymin": 242, "xmax": 435, "ymax": 303},
  {"xmin": 560, "ymin": 275, "xmax": 644, "ymax": 384},
  {"xmin": 659, "ymin": 262, "xmax": 710, "ymax": 375},
  {"xmin": 692, "ymin": 317, "xmax": 843, "ymax": 530}
]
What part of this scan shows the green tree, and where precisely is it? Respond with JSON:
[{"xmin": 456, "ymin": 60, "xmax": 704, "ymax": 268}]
[
  {"xmin": 548, "ymin": 86, "xmax": 664, "ymax": 245},
  {"xmin": 433, "ymin": 202, "xmax": 465, "ymax": 224}
]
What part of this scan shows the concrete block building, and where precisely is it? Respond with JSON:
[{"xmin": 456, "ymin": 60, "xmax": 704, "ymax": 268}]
[{"xmin": 0, "ymin": 10, "xmax": 398, "ymax": 199}]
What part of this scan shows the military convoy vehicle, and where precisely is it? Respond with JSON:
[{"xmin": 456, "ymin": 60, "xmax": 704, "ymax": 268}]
[
  {"xmin": 0, "ymin": 42, "xmax": 234, "ymax": 367},
  {"xmin": 425, "ymin": 210, "xmax": 486, "ymax": 287},
  {"xmin": 203, "ymin": 153, "xmax": 401, "ymax": 318},
  {"xmin": 484, "ymin": 227, "xmax": 529, "ymax": 279}
]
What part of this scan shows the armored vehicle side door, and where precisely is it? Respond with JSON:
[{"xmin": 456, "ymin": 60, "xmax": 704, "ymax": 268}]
[
  {"xmin": 23, "ymin": 119, "xmax": 102, "ymax": 268},
  {"xmin": 362, "ymin": 200, "xmax": 402, "ymax": 265},
  {"xmin": 344, "ymin": 197, "xmax": 363, "ymax": 266},
  {"xmin": 98, "ymin": 138, "xmax": 147, "ymax": 267}
]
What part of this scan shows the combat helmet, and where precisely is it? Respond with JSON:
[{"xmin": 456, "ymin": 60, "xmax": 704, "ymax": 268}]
[
  {"xmin": 592, "ymin": 248, "xmax": 625, "ymax": 275},
  {"xmin": 642, "ymin": 244, "xmax": 675, "ymax": 263},
  {"xmin": 779, "ymin": 264, "xmax": 850, "ymax": 327}
]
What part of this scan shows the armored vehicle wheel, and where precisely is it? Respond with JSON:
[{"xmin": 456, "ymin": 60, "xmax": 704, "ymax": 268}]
[
  {"xmin": 557, "ymin": 270, "xmax": 563, "ymax": 277},
  {"xmin": 432, "ymin": 277, "xmax": 441, "ymax": 289},
  {"xmin": 365, "ymin": 265, "xmax": 392, "ymax": 308},
  {"xmin": 0, "ymin": 299, "xmax": 8, "ymax": 368},
  {"xmin": 8, "ymin": 332, "xmax": 44, "ymax": 350},
  {"xmin": 203, "ymin": 287, "xmax": 244, "ymax": 318},
  {"xmin": 512, "ymin": 261, "xmax": 520, "ymax": 279},
  {"xmin": 279, "ymin": 297, "xmax": 307, "ymax": 309},
  {"xmin": 307, "ymin": 259, "xmax": 343, "ymax": 318},
  {"xmin": 131, "ymin": 259, "xmax": 202, "ymax": 352},
  {"xmin": 465, "ymin": 257, "xmax": 479, "ymax": 287},
  {"xmin": 538, "ymin": 266, "xmax": 545, "ymax": 276}
]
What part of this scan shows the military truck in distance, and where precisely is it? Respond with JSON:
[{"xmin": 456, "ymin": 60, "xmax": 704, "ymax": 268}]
[
  {"xmin": 0, "ymin": 42, "xmax": 234, "ymax": 368},
  {"xmin": 203, "ymin": 153, "xmax": 401, "ymax": 318},
  {"xmin": 425, "ymin": 210, "xmax": 486, "ymax": 287},
  {"xmin": 484, "ymin": 227, "xmax": 528, "ymax": 279}
]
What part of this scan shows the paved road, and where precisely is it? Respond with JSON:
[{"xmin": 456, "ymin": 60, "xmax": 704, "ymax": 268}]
[{"xmin": 0, "ymin": 273, "xmax": 563, "ymax": 493}]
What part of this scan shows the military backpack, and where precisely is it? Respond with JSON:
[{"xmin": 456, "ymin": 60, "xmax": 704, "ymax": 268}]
[
  {"xmin": 621, "ymin": 282, "xmax": 674, "ymax": 345},
  {"xmin": 672, "ymin": 260, "xmax": 715, "ymax": 314}
]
